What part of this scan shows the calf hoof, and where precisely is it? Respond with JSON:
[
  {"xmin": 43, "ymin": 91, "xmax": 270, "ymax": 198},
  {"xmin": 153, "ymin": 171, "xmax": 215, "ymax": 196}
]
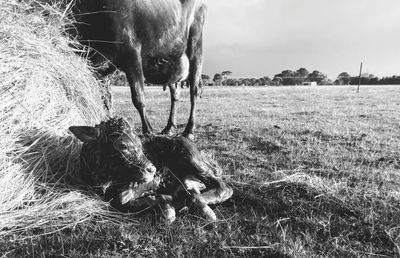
[
  {"xmin": 202, "ymin": 204, "xmax": 217, "ymax": 222},
  {"xmin": 163, "ymin": 207, "xmax": 176, "ymax": 225},
  {"xmin": 192, "ymin": 199, "xmax": 217, "ymax": 222}
]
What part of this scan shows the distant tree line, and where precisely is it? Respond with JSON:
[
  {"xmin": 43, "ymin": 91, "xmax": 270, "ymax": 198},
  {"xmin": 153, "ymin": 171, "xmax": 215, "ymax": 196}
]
[
  {"xmin": 205, "ymin": 68, "xmax": 400, "ymax": 86},
  {"xmin": 272, "ymin": 68, "xmax": 330, "ymax": 86},
  {"xmin": 203, "ymin": 71, "xmax": 273, "ymax": 86},
  {"xmin": 105, "ymin": 68, "xmax": 400, "ymax": 87}
]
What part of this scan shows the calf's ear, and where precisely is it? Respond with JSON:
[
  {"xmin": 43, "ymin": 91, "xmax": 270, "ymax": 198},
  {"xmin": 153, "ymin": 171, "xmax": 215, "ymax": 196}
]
[{"xmin": 69, "ymin": 126, "xmax": 100, "ymax": 142}]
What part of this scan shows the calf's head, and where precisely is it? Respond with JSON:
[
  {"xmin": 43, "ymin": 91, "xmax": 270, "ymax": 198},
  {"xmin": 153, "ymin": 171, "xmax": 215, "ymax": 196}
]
[{"xmin": 69, "ymin": 117, "xmax": 156, "ymax": 185}]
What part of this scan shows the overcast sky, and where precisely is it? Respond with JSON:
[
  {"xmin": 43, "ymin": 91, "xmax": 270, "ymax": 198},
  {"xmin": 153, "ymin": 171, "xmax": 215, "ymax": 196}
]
[{"xmin": 202, "ymin": 0, "xmax": 400, "ymax": 80}]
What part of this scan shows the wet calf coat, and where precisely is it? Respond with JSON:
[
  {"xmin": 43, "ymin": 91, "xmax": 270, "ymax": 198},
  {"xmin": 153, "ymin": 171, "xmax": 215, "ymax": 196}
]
[
  {"xmin": 139, "ymin": 135, "xmax": 233, "ymax": 222},
  {"xmin": 69, "ymin": 118, "xmax": 158, "ymax": 209},
  {"xmin": 70, "ymin": 117, "xmax": 232, "ymax": 222}
]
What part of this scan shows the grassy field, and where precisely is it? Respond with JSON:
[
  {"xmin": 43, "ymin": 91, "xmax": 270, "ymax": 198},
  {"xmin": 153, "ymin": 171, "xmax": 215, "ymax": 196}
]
[{"xmin": 3, "ymin": 85, "xmax": 400, "ymax": 257}]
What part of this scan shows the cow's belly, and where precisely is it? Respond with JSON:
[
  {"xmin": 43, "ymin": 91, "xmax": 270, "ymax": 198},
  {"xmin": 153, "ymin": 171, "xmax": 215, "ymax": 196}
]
[{"xmin": 143, "ymin": 54, "xmax": 190, "ymax": 85}]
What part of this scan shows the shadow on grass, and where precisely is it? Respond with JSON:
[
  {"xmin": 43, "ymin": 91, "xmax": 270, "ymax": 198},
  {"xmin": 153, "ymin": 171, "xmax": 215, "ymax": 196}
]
[{"xmin": 221, "ymin": 180, "xmax": 399, "ymax": 257}]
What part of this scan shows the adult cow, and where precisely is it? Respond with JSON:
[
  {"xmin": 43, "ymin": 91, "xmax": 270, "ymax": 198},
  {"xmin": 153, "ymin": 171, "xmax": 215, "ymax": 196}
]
[{"xmin": 72, "ymin": 0, "xmax": 207, "ymax": 139}]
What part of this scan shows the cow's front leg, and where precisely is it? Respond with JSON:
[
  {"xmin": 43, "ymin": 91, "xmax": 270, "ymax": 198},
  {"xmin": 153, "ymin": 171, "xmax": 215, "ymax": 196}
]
[
  {"xmin": 182, "ymin": 14, "xmax": 205, "ymax": 140},
  {"xmin": 143, "ymin": 194, "xmax": 176, "ymax": 224},
  {"xmin": 94, "ymin": 66, "xmax": 115, "ymax": 114},
  {"xmin": 122, "ymin": 38, "xmax": 152, "ymax": 135},
  {"xmin": 162, "ymin": 84, "xmax": 180, "ymax": 136},
  {"xmin": 124, "ymin": 193, "xmax": 175, "ymax": 224},
  {"xmin": 126, "ymin": 72, "xmax": 153, "ymax": 135}
]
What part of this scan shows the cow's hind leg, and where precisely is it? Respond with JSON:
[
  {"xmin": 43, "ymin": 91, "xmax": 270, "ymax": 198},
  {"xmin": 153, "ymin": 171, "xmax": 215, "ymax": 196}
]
[
  {"xmin": 193, "ymin": 174, "xmax": 233, "ymax": 207},
  {"xmin": 162, "ymin": 84, "xmax": 180, "ymax": 136},
  {"xmin": 183, "ymin": 176, "xmax": 232, "ymax": 222},
  {"xmin": 191, "ymin": 195, "xmax": 217, "ymax": 221},
  {"xmin": 172, "ymin": 182, "xmax": 217, "ymax": 222},
  {"xmin": 100, "ymin": 81, "xmax": 112, "ymax": 115},
  {"xmin": 189, "ymin": 159, "xmax": 233, "ymax": 206},
  {"xmin": 95, "ymin": 65, "xmax": 117, "ymax": 115},
  {"xmin": 194, "ymin": 181, "xmax": 232, "ymax": 222}
]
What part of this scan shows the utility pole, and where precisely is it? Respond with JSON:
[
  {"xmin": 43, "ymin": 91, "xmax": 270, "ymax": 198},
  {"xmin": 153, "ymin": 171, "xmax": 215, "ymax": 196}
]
[{"xmin": 357, "ymin": 62, "xmax": 363, "ymax": 93}]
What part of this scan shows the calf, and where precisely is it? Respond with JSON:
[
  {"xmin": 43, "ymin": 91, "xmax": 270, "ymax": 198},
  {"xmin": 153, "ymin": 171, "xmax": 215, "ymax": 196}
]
[
  {"xmin": 69, "ymin": 118, "xmax": 157, "ymax": 209},
  {"xmin": 70, "ymin": 117, "xmax": 232, "ymax": 223}
]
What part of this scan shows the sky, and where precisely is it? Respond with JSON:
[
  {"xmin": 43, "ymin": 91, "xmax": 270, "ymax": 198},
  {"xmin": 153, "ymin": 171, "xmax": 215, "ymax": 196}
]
[{"xmin": 202, "ymin": 0, "xmax": 400, "ymax": 80}]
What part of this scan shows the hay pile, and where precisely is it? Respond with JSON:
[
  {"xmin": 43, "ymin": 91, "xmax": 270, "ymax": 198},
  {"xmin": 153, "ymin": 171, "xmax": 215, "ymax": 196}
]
[{"xmin": 0, "ymin": 0, "xmax": 124, "ymax": 238}]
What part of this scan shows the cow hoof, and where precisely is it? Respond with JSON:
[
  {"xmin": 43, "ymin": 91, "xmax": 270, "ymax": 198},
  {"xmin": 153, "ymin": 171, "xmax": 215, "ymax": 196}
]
[
  {"xmin": 182, "ymin": 132, "xmax": 195, "ymax": 141},
  {"xmin": 143, "ymin": 131, "xmax": 154, "ymax": 138},
  {"xmin": 161, "ymin": 127, "xmax": 175, "ymax": 136}
]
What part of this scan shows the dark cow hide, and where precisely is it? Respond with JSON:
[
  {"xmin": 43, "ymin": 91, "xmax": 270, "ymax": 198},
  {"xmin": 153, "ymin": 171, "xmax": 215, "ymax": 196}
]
[{"xmin": 71, "ymin": 0, "xmax": 207, "ymax": 139}]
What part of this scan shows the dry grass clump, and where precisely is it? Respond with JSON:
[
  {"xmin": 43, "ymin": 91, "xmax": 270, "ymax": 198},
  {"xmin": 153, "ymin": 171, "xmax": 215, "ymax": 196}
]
[{"xmin": 0, "ymin": 0, "xmax": 122, "ymax": 238}]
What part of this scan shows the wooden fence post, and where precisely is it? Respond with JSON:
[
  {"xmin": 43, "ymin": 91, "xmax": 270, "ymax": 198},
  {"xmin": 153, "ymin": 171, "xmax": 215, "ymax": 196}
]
[{"xmin": 357, "ymin": 62, "xmax": 363, "ymax": 93}]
